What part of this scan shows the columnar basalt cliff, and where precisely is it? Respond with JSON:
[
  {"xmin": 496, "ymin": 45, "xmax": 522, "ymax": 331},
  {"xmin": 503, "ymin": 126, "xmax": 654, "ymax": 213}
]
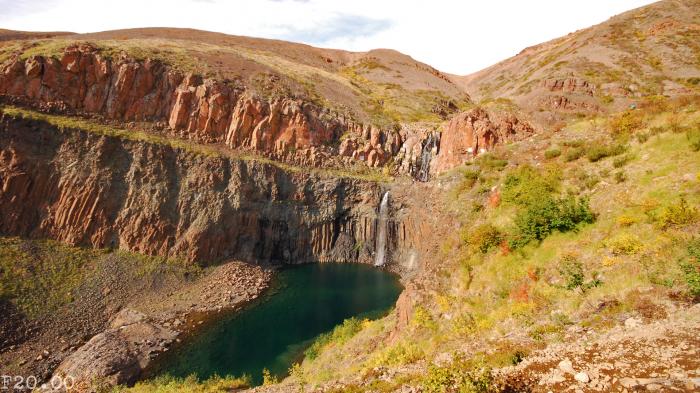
[
  {"xmin": 0, "ymin": 114, "xmax": 400, "ymax": 265},
  {"xmin": 0, "ymin": 45, "xmax": 405, "ymax": 170}
]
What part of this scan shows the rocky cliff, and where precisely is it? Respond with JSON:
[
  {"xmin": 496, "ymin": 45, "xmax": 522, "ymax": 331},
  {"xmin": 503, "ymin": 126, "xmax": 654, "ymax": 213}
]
[
  {"xmin": 0, "ymin": 44, "xmax": 411, "ymax": 171},
  {"xmin": 0, "ymin": 113, "xmax": 400, "ymax": 265},
  {"xmin": 433, "ymin": 107, "xmax": 534, "ymax": 173}
]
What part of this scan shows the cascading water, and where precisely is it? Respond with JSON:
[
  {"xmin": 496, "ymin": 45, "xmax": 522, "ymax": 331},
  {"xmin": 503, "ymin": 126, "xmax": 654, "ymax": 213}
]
[
  {"xmin": 374, "ymin": 191, "xmax": 390, "ymax": 267},
  {"xmin": 416, "ymin": 132, "xmax": 440, "ymax": 182}
]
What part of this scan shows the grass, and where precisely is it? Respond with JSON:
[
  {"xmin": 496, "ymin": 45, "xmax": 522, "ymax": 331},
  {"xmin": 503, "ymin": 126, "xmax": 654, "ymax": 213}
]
[
  {"xmin": 0, "ymin": 236, "xmax": 199, "ymax": 318},
  {"xmin": 0, "ymin": 237, "xmax": 103, "ymax": 317},
  {"xmin": 304, "ymin": 317, "xmax": 366, "ymax": 361},
  {"xmin": 113, "ymin": 374, "xmax": 250, "ymax": 393},
  {"xmin": 290, "ymin": 95, "xmax": 700, "ymax": 390},
  {"xmin": 0, "ymin": 105, "xmax": 390, "ymax": 183}
]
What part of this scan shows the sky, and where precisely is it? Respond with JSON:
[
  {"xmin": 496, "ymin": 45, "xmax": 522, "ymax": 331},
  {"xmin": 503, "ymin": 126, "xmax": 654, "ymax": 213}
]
[{"xmin": 0, "ymin": 0, "xmax": 658, "ymax": 75}]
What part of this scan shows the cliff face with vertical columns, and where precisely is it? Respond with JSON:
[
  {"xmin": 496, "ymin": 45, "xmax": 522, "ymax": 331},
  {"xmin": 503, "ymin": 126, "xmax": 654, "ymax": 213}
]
[
  {"xmin": 0, "ymin": 114, "xmax": 393, "ymax": 265},
  {"xmin": 0, "ymin": 44, "xmax": 407, "ymax": 170}
]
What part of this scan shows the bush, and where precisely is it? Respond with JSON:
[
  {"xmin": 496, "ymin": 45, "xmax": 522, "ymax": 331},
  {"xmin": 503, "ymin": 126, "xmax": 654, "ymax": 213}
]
[
  {"xmin": 586, "ymin": 143, "xmax": 626, "ymax": 162},
  {"xmin": 614, "ymin": 171, "xmax": 627, "ymax": 183},
  {"xmin": 654, "ymin": 197, "xmax": 698, "ymax": 229},
  {"xmin": 412, "ymin": 306, "xmax": 437, "ymax": 330},
  {"xmin": 261, "ymin": 369, "xmax": 278, "ymax": 386},
  {"xmin": 687, "ymin": 127, "xmax": 700, "ymax": 152},
  {"xmin": 559, "ymin": 255, "xmax": 584, "ymax": 290},
  {"xmin": 606, "ymin": 233, "xmax": 643, "ymax": 255},
  {"xmin": 545, "ymin": 147, "xmax": 562, "ymax": 159},
  {"xmin": 476, "ymin": 153, "xmax": 508, "ymax": 171},
  {"xmin": 558, "ymin": 254, "xmax": 602, "ymax": 291},
  {"xmin": 681, "ymin": 240, "xmax": 700, "ymax": 299},
  {"xmin": 423, "ymin": 358, "xmax": 493, "ymax": 393},
  {"xmin": 636, "ymin": 132, "xmax": 650, "ymax": 143},
  {"xmin": 463, "ymin": 169, "xmax": 480, "ymax": 185},
  {"xmin": 612, "ymin": 154, "xmax": 634, "ymax": 168},
  {"xmin": 608, "ymin": 111, "xmax": 645, "ymax": 136},
  {"xmin": 465, "ymin": 224, "xmax": 504, "ymax": 254},
  {"xmin": 510, "ymin": 196, "xmax": 596, "ymax": 248},
  {"xmin": 563, "ymin": 139, "xmax": 584, "ymax": 148},
  {"xmin": 502, "ymin": 165, "xmax": 560, "ymax": 207},
  {"xmin": 564, "ymin": 147, "xmax": 585, "ymax": 162}
]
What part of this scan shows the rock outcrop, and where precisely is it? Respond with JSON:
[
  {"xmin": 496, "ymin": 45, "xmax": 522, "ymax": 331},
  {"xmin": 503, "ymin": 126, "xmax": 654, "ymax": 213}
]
[
  {"xmin": 541, "ymin": 77, "xmax": 595, "ymax": 96},
  {"xmin": 0, "ymin": 114, "xmax": 387, "ymax": 265},
  {"xmin": 48, "ymin": 309, "xmax": 177, "ymax": 390},
  {"xmin": 432, "ymin": 107, "xmax": 534, "ymax": 173},
  {"xmin": 0, "ymin": 44, "xmax": 402, "ymax": 170}
]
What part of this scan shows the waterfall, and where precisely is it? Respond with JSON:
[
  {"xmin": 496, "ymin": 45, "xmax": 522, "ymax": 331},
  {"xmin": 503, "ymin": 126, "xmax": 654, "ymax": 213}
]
[
  {"xmin": 416, "ymin": 132, "xmax": 440, "ymax": 182},
  {"xmin": 374, "ymin": 191, "xmax": 390, "ymax": 267}
]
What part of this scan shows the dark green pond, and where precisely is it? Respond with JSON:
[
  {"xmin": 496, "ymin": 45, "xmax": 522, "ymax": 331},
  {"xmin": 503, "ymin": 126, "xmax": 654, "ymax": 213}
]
[{"xmin": 153, "ymin": 263, "xmax": 403, "ymax": 385}]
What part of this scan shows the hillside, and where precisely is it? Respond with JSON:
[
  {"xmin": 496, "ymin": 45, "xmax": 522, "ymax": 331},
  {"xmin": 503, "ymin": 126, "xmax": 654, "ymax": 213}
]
[
  {"xmin": 458, "ymin": 0, "xmax": 700, "ymax": 124},
  {"xmin": 0, "ymin": 1, "xmax": 699, "ymax": 392},
  {"xmin": 0, "ymin": 27, "xmax": 470, "ymax": 128}
]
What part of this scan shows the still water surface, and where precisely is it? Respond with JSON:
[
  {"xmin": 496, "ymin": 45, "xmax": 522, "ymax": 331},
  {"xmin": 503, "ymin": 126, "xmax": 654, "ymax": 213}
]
[{"xmin": 154, "ymin": 263, "xmax": 403, "ymax": 385}]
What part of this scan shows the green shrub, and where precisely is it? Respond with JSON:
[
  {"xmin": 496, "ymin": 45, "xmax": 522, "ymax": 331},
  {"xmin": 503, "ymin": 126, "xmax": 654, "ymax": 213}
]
[
  {"xmin": 608, "ymin": 111, "xmax": 645, "ymax": 136},
  {"xmin": 614, "ymin": 171, "xmax": 627, "ymax": 183},
  {"xmin": 423, "ymin": 358, "xmax": 493, "ymax": 393},
  {"xmin": 459, "ymin": 169, "xmax": 480, "ymax": 189},
  {"xmin": 502, "ymin": 165, "xmax": 559, "ymax": 207},
  {"xmin": 564, "ymin": 147, "xmax": 585, "ymax": 162},
  {"xmin": 510, "ymin": 196, "xmax": 596, "ymax": 248},
  {"xmin": 465, "ymin": 224, "xmax": 504, "ymax": 254},
  {"xmin": 612, "ymin": 154, "xmax": 634, "ymax": 168},
  {"xmin": 558, "ymin": 255, "xmax": 602, "ymax": 291},
  {"xmin": 636, "ymin": 132, "xmax": 650, "ymax": 143},
  {"xmin": 476, "ymin": 153, "xmax": 508, "ymax": 171},
  {"xmin": 681, "ymin": 240, "xmax": 700, "ymax": 299},
  {"xmin": 586, "ymin": 143, "xmax": 626, "ymax": 162},
  {"xmin": 655, "ymin": 197, "xmax": 698, "ymax": 229},
  {"xmin": 606, "ymin": 233, "xmax": 643, "ymax": 255},
  {"xmin": 562, "ymin": 139, "xmax": 584, "ymax": 148},
  {"xmin": 545, "ymin": 147, "xmax": 562, "ymax": 159},
  {"xmin": 412, "ymin": 306, "xmax": 437, "ymax": 330},
  {"xmin": 559, "ymin": 255, "xmax": 584, "ymax": 290},
  {"xmin": 261, "ymin": 369, "xmax": 278, "ymax": 386},
  {"xmin": 687, "ymin": 127, "xmax": 700, "ymax": 152}
]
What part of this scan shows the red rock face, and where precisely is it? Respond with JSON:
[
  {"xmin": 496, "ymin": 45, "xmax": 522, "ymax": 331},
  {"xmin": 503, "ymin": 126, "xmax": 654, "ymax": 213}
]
[
  {"xmin": 433, "ymin": 107, "xmax": 534, "ymax": 173},
  {"xmin": 0, "ymin": 45, "xmax": 401, "ymax": 169},
  {"xmin": 541, "ymin": 77, "xmax": 595, "ymax": 96},
  {"xmin": 0, "ymin": 114, "xmax": 393, "ymax": 265}
]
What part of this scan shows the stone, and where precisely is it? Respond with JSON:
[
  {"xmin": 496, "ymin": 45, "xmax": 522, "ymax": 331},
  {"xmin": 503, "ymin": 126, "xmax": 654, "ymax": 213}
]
[
  {"xmin": 433, "ymin": 107, "xmax": 533, "ymax": 173},
  {"xmin": 574, "ymin": 372, "xmax": 590, "ymax": 383},
  {"xmin": 558, "ymin": 358, "xmax": 576, "ymax": 374},
  {"xmin": 624, "ymin": 317, "xmax": 642, "ymax": 328},
  {"xmin": 619, "ymin": 377, "xmax": 638, "ymax": 388}
]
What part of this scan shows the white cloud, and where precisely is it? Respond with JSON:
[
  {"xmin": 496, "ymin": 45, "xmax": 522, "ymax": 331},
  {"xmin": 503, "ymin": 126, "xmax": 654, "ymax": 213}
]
[{"xmin": 0, "ymin": 0, "xmax": 657, "ymax": 74}]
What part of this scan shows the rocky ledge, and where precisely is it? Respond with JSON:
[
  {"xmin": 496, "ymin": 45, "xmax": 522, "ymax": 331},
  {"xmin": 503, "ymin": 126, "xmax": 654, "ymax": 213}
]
[{"xmin": 44, "ymin": 261, "xmax": 273, "ymax": 392}]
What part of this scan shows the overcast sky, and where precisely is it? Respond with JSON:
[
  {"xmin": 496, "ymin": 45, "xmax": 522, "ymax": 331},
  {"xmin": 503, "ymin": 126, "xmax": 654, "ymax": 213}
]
[{"xmin": 0, "ymin": 0, "xmax": 658, "ymax": 75}]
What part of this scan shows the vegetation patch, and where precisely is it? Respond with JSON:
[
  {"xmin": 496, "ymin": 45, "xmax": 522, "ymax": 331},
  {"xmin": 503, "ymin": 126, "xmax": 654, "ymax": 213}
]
[{"xmin": 304, "ymin": 317, "xmax": 365, "ymax": 361}]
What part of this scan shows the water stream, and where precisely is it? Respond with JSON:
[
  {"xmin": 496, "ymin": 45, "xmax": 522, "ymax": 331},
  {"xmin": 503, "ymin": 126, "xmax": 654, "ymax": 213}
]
[{"xmin": 374, "ymin": 191, "xmax": 390, "ymax": 267}]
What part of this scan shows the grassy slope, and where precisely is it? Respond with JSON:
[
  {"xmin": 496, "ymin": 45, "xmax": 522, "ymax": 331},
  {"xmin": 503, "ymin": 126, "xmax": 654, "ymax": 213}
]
[
  {"xmin": 0, "ymin": 28, "xmax": 469, "ymax": 128},
  {"xmin": 0, "ymin": 236, "xmax": 200, "ymax": 319},
  {"xmin": 271, "ymin": 96, "xmax": 700, "ymax": 391},
  {"xmin": 111, "ymin": 99, "xmax": 700, "ymax": 393}
]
